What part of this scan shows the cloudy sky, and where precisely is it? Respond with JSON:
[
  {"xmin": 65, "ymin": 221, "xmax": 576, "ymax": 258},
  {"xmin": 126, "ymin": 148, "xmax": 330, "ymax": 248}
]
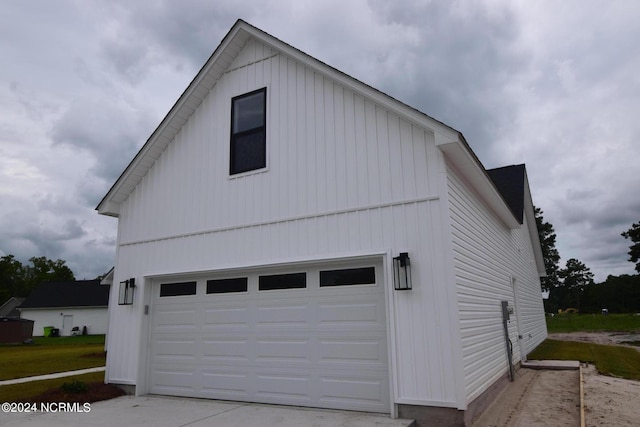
[{"xmin": 1, "ymin": 0, "xmax": 638, "ymax": 282}]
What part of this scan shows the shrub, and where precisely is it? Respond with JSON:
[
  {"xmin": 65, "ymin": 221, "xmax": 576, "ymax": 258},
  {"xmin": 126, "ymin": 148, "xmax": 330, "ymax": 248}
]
[{"xmin": 60, "ymin": 379, "xmax": 88, "ymax": 394}]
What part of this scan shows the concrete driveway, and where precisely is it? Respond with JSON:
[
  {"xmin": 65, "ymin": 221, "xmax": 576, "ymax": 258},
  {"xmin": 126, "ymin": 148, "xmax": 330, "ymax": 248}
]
[{"xmin": 1, "ymin": 395, "xmax": 414, "ymax": 427}]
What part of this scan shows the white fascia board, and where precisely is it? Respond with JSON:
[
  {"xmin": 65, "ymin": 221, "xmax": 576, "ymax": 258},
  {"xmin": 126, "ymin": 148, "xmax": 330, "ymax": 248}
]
[
  {"xmin": 21, "ymin": 306, "xmax": 108, "ymax": 310},
  {"xmin": 436, "ymin": 132, "xmax": 520, "ymax": 229},
  {"xmin": 523, "ymin": 173, "xmax": 547, "ymax": 277},
  {"xmin": 97, "ymin": 200, "xmax": 120, "ymax": 217},
  {"xmin": 100, "ymin": 267, "xmax": 115, "ymax": 286},
  {"xmin": 96, "ymin": 22, "xmax": 249, "ymax": 217},
  {"xmin": 239, "ymin": 23, "xmax": 459, "ymax": 138}
]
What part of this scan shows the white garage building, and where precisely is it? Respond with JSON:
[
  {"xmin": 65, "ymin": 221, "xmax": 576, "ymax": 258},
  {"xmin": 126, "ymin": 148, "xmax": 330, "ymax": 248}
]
[{"xmin": 97, "ymin": 20, "xmax": 547, "ymax": 426}]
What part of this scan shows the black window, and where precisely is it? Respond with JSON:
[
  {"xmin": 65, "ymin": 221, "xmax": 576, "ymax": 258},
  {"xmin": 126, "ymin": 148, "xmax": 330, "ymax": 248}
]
[
  {"xmin": 207, "ymin": 277, "xmax": 248, "ymax": 294},
  {"xmin": 230, "ymin": 88, "xmax": 266, "ymax": 175},
  {"xmin": 259, "ymin": 273, "xmax": 306, "ymax": 291},
  {"xmin": 320, "ymin": 267, "xmax": 376, "ymax": 287},
  {"xmin": 160, "ymin": 281, "xmax": 197, "ymax": 297}
]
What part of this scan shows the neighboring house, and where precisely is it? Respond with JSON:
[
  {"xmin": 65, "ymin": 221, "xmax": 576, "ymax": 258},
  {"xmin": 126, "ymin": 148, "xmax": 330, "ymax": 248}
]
[
  {"xmin": 19, "ymin": 280, "xmax": 110, "ymax": 336},
  {"xmin": 0, "ymin": 297, "xmax": 25, "ymax": 318},
  {"xmin": 96, "ymin": 20, "xmax": 547, "ymax": 426}
]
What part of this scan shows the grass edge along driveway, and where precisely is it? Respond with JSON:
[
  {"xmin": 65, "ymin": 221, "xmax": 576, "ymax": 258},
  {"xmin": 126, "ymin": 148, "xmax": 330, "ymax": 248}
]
[
  {"xmin": 0, "ymin": 372, "xmax": 106, "ymax": 403},
  {"xmin": 528, "ymin": 339, "xmax": 640, "ymax": 381},
  {"xmin": 0, "ymin": 335, "xmax": 106, "ymax": 381}
]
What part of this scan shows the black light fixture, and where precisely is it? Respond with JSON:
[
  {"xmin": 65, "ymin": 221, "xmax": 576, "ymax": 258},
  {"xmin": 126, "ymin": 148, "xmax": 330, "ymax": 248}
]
[
  {"xmin": 393, "ymin": 252, "xmax": 412, "ymax": 290},
  {"xmin": 118, "ymin": 278, "xmax": 136, "ymax": 305}
]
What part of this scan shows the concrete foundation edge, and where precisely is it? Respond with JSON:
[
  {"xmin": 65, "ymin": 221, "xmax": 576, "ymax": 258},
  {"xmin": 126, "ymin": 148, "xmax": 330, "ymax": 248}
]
[
  {"xmin": 112, "ymin": 383, "xmax": 136, "ymax": 395},
  {"xmin": 398, "ymin": 364, "xmax": 517, "ymax": 427},
  {"xmin": 110, "ymin": 366, "xmax": 516, "ymax": 426}
]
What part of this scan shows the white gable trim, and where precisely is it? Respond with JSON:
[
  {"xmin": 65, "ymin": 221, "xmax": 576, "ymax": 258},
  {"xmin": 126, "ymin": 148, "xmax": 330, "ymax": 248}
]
[
  {"xmin": 523, "ymin": 172, "xmax": 547, "ymax": 277},
  {"xmin": 436, "ymin": 132, "xmax": 520, "ymax": 230},
  {"xmin": 97, "ymin": 23, "xmax": 252, "ymax": 216}
]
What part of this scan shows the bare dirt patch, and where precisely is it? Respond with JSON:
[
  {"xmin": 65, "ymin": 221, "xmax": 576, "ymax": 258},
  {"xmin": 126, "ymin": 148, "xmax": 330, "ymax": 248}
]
[
  {"xmin": 24, "ymin": 382, "xmax": 125, "ymax": 404},
  {"xmin": 473, "ymin": 331, "xmax": 640, "ymax": 426},
  {"xmin": 548, "ymin": 332, "xmax": 640, "ymax": 351},
  {"xmin": 473, "ymin": 369, "xmax": 579, "ymax": 427},
  {"xmin": 582, "ymin": 364, "xmax": 640, "ymax": 426}
]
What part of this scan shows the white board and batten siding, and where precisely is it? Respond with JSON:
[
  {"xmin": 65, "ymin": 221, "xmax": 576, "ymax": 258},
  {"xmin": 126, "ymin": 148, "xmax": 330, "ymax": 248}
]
[
  {"xmin": 446, "ymin": 161, "xmax": 546, "ymax": 404},
  {"xmin": 107, "ymin": 38, "xmax": 465, "ymax": 410}
]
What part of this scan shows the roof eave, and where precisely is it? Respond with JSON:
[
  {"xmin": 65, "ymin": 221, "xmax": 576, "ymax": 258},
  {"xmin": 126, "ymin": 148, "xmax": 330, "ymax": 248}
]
[
  {"xmin": 19, "ymin": 305, "xmax": 108, "ymax": 310},
  {"xmin": 436, "ymin": 133, "xmax": 520, "ymax": 229},
  {"xmin": 522, "ymin": 171, "xmax": 547, "ymax": 277},
  {"xmin": 96, "ymin": 19, "xmax": 252, "ymax": 216}
]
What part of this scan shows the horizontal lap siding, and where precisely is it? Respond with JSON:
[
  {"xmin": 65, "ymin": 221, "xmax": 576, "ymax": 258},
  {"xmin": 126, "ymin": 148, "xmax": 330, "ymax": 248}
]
[
  {"xmin": 512, "ymin": 210, "xmax": 547, "ymax": 355},
  {"xmin": 447, "ymin": 165, "xmax": 522, "ymax": 403}
]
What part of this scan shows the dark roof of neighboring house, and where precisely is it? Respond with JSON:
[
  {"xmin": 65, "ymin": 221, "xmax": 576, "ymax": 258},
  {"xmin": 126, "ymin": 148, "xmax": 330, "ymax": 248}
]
[
  {"xmin": 487, "ymin": 164, "xmax": 525, "ymax": 224},
  {"xmin": 19, "ymin": 280, "xmax": 110, "ymax": 309}
]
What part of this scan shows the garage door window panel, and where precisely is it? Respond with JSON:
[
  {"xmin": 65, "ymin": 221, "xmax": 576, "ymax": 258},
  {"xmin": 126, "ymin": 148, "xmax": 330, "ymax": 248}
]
[
  {"xmin": 319, "ymin": 267, "xmax": 376, "ymax": 287},
  {"xmin": 259, "ymin": 273, "xmax": 306, "ymax": 291},
  {"xmin": 207, "ymin": 277, "xmax": 248, "ymax": 294},
  {"xmin": 160, "ymin": 281, "xmax": 197, "ymax": 297}
]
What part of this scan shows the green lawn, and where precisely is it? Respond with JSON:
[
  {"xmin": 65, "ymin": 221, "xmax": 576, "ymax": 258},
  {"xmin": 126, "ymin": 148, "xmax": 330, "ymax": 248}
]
[
  {"xmin": 29, "ymin": 335, "xmax": 107, "ymax": 346},
  {"xmin": 0, "ymin": 335, "xmax": 105, "ymax": 380},
  {"xmin": 0, "ymin": 372, "xmax": 105, "ymax": 403},
  {"xmin": 546, "ymin": 313, "xmax": 640, "ymax": 333},
  {"xmin": 529, "ymin": 339, "xmax": 640, "ymax": 381}
]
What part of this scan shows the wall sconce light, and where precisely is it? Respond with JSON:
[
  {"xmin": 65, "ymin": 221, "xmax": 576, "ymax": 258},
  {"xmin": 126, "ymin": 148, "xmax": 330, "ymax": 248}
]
[
  {"xmin": 118, "ymin": 278, "xmax": 135, "ymax": 305},
  {"xmin": 393, "ymin": 252, "xmax": 412, "ymax": 290}
]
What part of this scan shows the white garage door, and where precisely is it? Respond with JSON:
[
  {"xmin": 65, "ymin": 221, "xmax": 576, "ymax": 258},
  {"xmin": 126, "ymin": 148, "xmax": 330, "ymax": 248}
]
[{"xmin": 148, "ymin": 260, "xmax": 390, "ymax": 413}]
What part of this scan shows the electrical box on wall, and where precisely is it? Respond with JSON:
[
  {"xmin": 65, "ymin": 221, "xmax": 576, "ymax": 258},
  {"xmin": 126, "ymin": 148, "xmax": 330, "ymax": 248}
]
[{"xmin": 501, "ymin": 300, "xmax": 513, "ymax": 321}]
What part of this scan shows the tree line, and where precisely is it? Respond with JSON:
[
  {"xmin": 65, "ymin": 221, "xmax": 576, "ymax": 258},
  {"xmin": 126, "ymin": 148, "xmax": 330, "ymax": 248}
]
[
  {"xmin": 536, "ymin": 209, "xmax": 640, "ymax": 314},
  {"xmin": 0, "ymin": 255, "xmax": 75, "ymax": 303}
]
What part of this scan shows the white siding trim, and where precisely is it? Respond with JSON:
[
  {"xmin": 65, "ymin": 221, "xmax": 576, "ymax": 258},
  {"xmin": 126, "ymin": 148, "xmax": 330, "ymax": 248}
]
[
  {"xmin": 225, "ymin": 53, "xmax": 279, "ymax": 76},
  {"xmin": 383, "ymin": 251, "xmax": 399, "ymax": 418},
  {"xmin": 143, "ymin": 251, "xmax": 389, "ymax": 280},
  {"xmin": 434, "ymin": 152, "xmax": 468, "ymax": 410},
  {"xmin": 120, "ymin": 195, "xmax": 439, "ymax": 247},
  {"xmin": 396, "ymin": 398, "xmax": 458, "ymax": 408}
]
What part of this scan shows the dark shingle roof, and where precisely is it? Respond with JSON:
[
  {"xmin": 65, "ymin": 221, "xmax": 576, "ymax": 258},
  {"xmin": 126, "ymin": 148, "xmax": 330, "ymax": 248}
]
[
  {"xmin": 19, "ymin": 280, "xmax": 110, "ymax": 309},
  {"xmin": 487, "ymin": 164, "xmax": 525, "ymax": 224}
]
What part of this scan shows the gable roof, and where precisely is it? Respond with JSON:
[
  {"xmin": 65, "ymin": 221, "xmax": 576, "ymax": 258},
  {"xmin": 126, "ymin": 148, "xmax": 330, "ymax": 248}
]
[
  {"xmin": 100, "ymin": 267, "xmax": 114, "ymax": 286},
  {"xmin": 487, "ymin": 164, "xmax": 526, "ymax": 224},
  {"xmin": 487, "ymin": 164, "xmax": 546, "ymax": 277},
  {"xmin": 96, "ymin": 19, "xmax": 520, "ymax": 230},
  {"xmin": 0, "ymin": 297, "xmax": 25, "ymax": 318},
  {"xmin": 19, "ymin": 280, "xmax": 110, "ymax": 309}
]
